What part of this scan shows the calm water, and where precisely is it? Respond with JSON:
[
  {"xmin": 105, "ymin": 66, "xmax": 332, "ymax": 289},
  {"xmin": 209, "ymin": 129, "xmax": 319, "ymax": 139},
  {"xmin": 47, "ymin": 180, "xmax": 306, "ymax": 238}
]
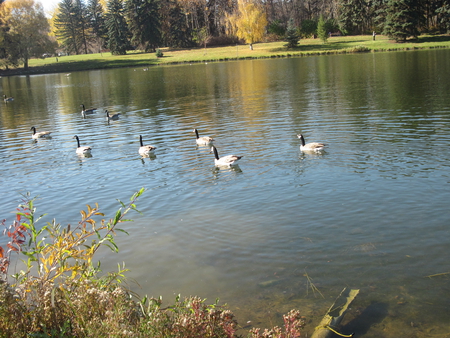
[{"xmin": 1, "ymin": 49, "xmax": 450, "ymax": 337}]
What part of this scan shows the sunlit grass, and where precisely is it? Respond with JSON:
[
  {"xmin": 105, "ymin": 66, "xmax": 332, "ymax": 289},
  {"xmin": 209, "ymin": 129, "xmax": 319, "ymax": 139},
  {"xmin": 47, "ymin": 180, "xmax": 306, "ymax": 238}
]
[{"xmin": 4, "ymin": 34, "xmax": 450, "ymax": 76}]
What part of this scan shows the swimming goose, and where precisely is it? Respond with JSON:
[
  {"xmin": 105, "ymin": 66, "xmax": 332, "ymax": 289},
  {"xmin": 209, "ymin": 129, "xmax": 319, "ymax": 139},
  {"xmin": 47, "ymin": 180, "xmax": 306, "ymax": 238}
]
[
  {"xmin": 297, "ymin": 134, "xmax": 327, "ymax": 152},
  {"xmin": 210, "ymin": 146, "xmax": 242, "ymax": 167},
  {"xmin": 80, "ymin": 104, "xmax": 96, "ymax": 116},
  {"xmin": 139, "ymin": 135, "xmax": 156, "ymax": 156},
  {"xmin": 105, "ymin": 109, "xmax": 120, "ymax": 121},
  {"xmin": 193, "ymin": 128, "xmax": 214, "ymax": 145},
  {"xmin": 30, "ymin": 126, "xmax": 52, "ymax": 139},
  {"xmin": 3, "ymin": 95, "xmax": 14, "ymax": 102},
  {"xmin": 73, "ymin": 135, "xmax": 92, "ymax": 155}
]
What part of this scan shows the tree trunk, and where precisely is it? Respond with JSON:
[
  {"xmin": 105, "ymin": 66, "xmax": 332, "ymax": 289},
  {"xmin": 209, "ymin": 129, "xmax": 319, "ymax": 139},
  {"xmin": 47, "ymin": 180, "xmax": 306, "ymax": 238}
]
[{"xmin": 249, "ymin": 43, "xmax": 253, "ymax": 50}]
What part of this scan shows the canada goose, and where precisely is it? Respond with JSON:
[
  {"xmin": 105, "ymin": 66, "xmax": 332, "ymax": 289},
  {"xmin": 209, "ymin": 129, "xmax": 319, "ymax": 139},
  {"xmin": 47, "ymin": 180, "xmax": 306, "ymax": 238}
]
[
  {"xmin": 73, "ymin": 135, "xmax": 92, "ymax": 155},
  {"xmin": 210, "ymin": 146, "xmax": 242, "ymax": 167},
  {"xmin": 3, "ymin": 95, "xmax": 14, "ymax": 102},
  {"xmin": 193, "ymin": 128, "xmax": 214, "ymax": 145},
  {"xmin": 297, "ymin": 134, "xmax": 327, "ymax": 152},
  {"xmin": 139, "ymin": 135, "xmax": 156, "ymax": 156},
  {"xmin": 30, "ymin": 126, "xmax": 52, "ymax": 139},
  {"xmin": 105, "ymin": 109, "xmax": 120, "ymax": 121},
  {"xmin": 80, "ymin": 104, "xmax": 96, "ymax": 116}
]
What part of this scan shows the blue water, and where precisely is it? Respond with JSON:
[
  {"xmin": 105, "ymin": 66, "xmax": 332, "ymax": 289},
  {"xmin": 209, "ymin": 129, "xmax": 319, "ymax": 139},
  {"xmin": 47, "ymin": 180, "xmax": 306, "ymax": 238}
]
[{"xmin": 1, "ymin": 49, "xmax": 450, "ymax": 337}]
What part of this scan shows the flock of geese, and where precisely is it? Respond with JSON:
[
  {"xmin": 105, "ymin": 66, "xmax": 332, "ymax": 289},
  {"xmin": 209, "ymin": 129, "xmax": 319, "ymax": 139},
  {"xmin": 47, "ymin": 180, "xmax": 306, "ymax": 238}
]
[{"xmin": 28, "ymin": 103, "xmax": 327, "ymax": 167}]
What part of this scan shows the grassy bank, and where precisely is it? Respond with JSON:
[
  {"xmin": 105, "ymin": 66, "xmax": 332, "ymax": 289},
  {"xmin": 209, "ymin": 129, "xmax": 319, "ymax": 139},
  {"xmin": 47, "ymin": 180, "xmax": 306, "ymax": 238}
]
[{"xmin": 2, "ymin": 34, "xmax": 450, "ymax": 76}]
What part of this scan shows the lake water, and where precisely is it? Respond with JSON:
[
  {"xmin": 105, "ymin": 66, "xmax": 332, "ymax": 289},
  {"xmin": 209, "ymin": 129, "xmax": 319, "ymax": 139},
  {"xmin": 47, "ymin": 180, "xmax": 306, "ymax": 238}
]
[{"xmin": 1, "ymin": 49, "xmax": 450, "ymax": 337}]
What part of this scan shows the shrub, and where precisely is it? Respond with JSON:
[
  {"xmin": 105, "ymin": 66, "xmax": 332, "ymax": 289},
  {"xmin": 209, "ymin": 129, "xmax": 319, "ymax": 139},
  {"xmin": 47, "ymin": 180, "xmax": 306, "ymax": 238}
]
[
  {"xmin": 347, "ymin": 45, "xmax": 370, "ymax": 53},
  {"xmin": 268, "ymin": 20, "xmax": 286, "ymax": 37},
  {"xmin": 300, "ymin": 19, "xmax": 317, "ymax": 39},
  {"xmin": 156, "ymin": 48, "xmax": 164, "ymax": 57}
]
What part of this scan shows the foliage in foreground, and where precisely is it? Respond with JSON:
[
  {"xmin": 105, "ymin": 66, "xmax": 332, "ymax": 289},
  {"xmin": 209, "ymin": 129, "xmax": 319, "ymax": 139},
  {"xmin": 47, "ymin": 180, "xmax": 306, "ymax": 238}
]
[{"xmin": 0, "ymin": 190, "xmax": 305, "ymax": 337}]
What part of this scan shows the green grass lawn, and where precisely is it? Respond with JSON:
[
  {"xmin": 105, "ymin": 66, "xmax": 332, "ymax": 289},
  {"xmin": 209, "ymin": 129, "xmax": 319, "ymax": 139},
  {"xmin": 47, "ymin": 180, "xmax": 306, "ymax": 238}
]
[{"xmin": 3, "ymin": 34, "xmax": 450, "ymax": 76}]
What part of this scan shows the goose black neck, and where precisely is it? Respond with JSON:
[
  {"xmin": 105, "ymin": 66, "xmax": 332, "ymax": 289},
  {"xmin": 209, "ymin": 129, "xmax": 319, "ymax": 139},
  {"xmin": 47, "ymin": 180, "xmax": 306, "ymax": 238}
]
[
  {"xmin": 139, "ymin": 135, "xmax": 144, "ymax": 146},
  {"xmin": 194, "ymin": 129, "xmax": 200, "ymax": 139},
  {"xmin": 31, "ymin": 127, "xmax": 36, "ymax": 135},
  {"xmin": 74, "ymin": 135, "xmax": 80, "ymax": 147},
  {"xmin": 299, "ymin": 135, "xmax": 305, "ymax": 146},
  {"xmin": 212, "ymin": 146, "xmax": 219, "ymax": 160}
]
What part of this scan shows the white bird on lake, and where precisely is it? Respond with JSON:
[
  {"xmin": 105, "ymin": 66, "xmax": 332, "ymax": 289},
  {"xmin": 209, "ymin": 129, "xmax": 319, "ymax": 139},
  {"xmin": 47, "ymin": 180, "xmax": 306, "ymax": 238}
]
[
  {"xmin": 297, "ymin": 134, "xmax": 327, "ymax": 152},
  {"xmin": 210, "ymin": 146, "xmax": 242, "ymax": 167},
  {"xmin": 73, "ymin": 135, "xmax": 92, "ymax": 155},
  {"xmin": 80, "ymin": 104, "xmax": 96, "ymax": 116},
  {"xmin": 30, "ymin": 126, "xmax": 52, "ymax": 139},
  {"xmin": 105, "ymin": 109, "xmax": 120, "ymax": 121},
  {"xmin": 193, "ymin": 128, "xmax": 214, "ymax": 145},
  {"xmin": 138, "ymin": 135, "xmax": 156, "ymax": 156}
]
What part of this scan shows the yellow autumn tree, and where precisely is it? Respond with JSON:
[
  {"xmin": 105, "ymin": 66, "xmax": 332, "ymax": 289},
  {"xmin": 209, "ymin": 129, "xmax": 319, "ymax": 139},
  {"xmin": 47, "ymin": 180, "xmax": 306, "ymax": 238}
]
[
  {"xmin": 226, "ymin": 0, "xmax": 267, "ymax": 50},
  {"xmin": 1, "ymin": 0, "xmax": 56, "ymax": 69}
]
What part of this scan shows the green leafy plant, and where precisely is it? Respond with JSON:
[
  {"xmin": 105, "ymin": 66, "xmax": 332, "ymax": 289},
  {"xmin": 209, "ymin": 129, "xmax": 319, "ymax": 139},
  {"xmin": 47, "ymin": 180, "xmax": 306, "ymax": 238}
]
[
  {"xmin": 0, "ymin": 190, "xmax": 306, "ymax": 337},
  {"xmin": 0, "ymin": 189, "xmax": 145, "ymax": 335}
]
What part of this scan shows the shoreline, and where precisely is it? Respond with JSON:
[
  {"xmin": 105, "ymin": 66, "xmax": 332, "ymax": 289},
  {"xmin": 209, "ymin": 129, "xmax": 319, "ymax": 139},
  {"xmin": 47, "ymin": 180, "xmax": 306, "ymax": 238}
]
[{"xmin": 1, "ymin": 35, "xmax": 450, "ymax": 77}]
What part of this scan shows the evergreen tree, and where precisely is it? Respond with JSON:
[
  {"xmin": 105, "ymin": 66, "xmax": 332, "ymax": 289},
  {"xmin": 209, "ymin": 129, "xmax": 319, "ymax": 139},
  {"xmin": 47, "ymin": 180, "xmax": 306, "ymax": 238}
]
[
  {"xmin": 285, "ymin": 18, "xmax": 300, "ymax": 48},
  {"xmin": 125, "ymin": 0, "xmax": 161, "ymax": 52},
  {"xmin": 159, "ymin": 0, "xmax": 193, "ymax": 48},
  {"xmin": 106, "ymin": 0, "xmax": 130, "ymax": 55},
  {"xmin": 436, "ymin": 0, "xmax": 450, "ymax": 33},
  {"xmin": 87, "ymin": 0, "xmax": 107, "ymax": 52},
  {"xmin": 317, "ymin": 15, "xmax": 328, "ymax": 43},
  {"xmin": 55, "ymin": 0, "xmax": 85, "ymax": 54},
  {"xmin": 381, "ymin": 0, "xmax": 424, "ymax": 41},
  {"xmin": 75, "ymin": 0, "xmax": 90, "ymax": 54},
  {"xmin": 338, "ymin": 0, "xmax": 371, "ymax": 34}
]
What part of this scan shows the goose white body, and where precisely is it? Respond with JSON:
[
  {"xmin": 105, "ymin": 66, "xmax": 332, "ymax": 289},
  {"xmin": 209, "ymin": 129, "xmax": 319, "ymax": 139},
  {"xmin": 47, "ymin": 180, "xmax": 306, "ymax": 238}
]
[
  {"xmin": 73, "ymin": 135, "xmax": 92, "ymax": 155},
  {"xmin": 211, "ymin": 146, "xmax": 242, "ymax": 167},
  {"xmin": 30, "ymin": 126, "xmax": 52, "ymax": 139},
  {"xmin": 193, "ymin": 128, "xmax": 214, "ymax": 145},
  {"xmin": 297, "ymin": 134, "xmax": 326, "ymax": 152},
  {"xmin": 105, "ymin": 110, "xmax": 120, "ymax": 121},
  {"xmin": 139, "ymin": 135, "xmax": 156, "ymax": 156}
]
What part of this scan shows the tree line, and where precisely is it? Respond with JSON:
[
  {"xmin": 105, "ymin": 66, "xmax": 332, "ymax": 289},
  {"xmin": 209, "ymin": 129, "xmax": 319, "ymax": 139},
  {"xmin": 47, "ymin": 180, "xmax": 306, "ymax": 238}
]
[{"xmin": 1, "ymin": 0, "xmax": 450, "ymax": 69}]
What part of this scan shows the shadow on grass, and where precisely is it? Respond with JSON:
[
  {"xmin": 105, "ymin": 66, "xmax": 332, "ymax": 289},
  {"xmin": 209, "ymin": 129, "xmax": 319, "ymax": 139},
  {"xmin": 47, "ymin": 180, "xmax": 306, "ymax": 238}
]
[
  {"xmin": 268, "ymin": 40, "xmax": 371, "ymax": 53},
  {"xmin": 414, "ymin": 35, "xmax": 450, "ymax": 43},
  {"xmin": 0, "ymin": 57, "xmax": 160, "ymax": 76}
]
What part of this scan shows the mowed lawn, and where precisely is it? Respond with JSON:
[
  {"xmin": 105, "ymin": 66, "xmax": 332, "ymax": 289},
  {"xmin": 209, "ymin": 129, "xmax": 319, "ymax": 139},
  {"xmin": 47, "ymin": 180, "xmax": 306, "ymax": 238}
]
[{"xmin": 6, "ymin": 34, "xmax": 450, "ymax": 75}]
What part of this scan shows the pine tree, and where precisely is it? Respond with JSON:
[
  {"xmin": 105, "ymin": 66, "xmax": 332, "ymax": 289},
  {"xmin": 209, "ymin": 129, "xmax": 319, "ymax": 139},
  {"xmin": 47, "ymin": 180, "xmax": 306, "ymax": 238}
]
[
  {"xmin": 436, "ymin": 0, "xmax": 450, "ymax": 33},
  {"xmin": 159, "ymin": 0, "xmax": 193, "ymax": 48},
  {"xmin": 338, "ymin": 0, "xmax": 371, "ymax": 35},
  {"xmin": 285, "ymin": 19, "xmax": 299, "ymax": 48},
  {"xmin": 126, "ymin": 0, "xmax": 161, "ymax": 52},
  {"xmin": 55, "ymin": 0, "xmax": 88, "ymax": 55},
  {"xmin": 378, "ymin": 0, "xmax": 424, "ymax": 41},
  {"xmin": 106, "ymin": 0, "xmax": 130, "ymax": 55},
  {"xmin": 317, "ymin": 15, "xmax": 328, "ymax": 43},
  {"xmin": 87, "ymin": 0, "xmax": 107, "ymax": 52}
]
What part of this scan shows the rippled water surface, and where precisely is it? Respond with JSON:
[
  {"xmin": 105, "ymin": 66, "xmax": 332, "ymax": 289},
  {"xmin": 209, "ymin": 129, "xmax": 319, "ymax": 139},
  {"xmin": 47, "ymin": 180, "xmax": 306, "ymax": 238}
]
[{"xmin": 1, "ymin": 49, "xmax": 450, "ymax": 337}]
